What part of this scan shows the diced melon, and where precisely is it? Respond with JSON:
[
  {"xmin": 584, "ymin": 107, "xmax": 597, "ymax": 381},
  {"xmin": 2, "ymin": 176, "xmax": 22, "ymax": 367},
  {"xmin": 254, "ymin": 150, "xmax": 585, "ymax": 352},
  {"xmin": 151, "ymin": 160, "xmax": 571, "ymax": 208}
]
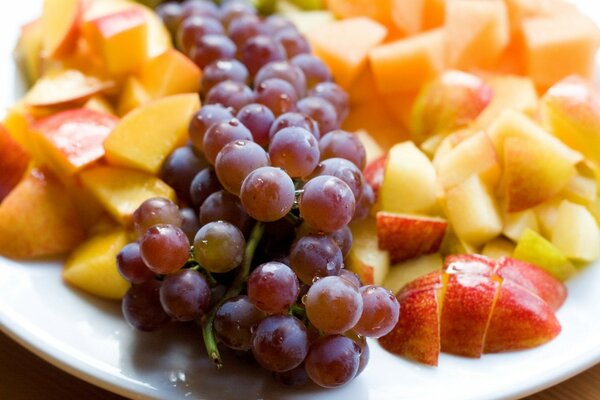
[
  {"xmin": 391, "ymin": 0, "xmax": 445, "ymax": 36},
  {"xmin": 445, "ymin": 0, "xmax": 510, "ymax": 69},
  {"xmin": 369, "ymin": 29, "xmax": 444, "ymax": 94},
  {"xmin": 381, "ymin": 91, "xmax": 418, "ymax": 131},
  {"xmin": 325, "ymin": 0, "xmax": 395, "ymax": 30},
  {"xmin": 347, "ymin": 65, "xmax": 381, "ymax": 106},
  {"xmin": 308, "ymin": 17, "xmax": 388, "ymax": 88}
]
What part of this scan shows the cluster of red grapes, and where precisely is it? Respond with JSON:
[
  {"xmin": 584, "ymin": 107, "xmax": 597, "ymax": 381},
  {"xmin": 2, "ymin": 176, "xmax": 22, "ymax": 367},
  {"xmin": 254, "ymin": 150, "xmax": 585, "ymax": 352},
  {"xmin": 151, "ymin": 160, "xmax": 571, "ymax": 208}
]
[{"xmin": 117, "ymin": 0, "xmax": 400, "ymax": 389}]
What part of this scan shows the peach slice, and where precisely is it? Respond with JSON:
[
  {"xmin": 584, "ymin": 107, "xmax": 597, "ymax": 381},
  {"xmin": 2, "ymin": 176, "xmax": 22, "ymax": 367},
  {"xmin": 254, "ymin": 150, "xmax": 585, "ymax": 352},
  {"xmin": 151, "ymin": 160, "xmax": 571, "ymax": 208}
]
[
  {"xmin": 41, "ymin": 0, "xmax": 81, "ymax": 59},
  {"xmin": 0, "ymin": 124, "xmax": 30, "ymax": 202},
  {"xmin": 139, "ymin": 49, "xmax": 202, "ymax": 99}
]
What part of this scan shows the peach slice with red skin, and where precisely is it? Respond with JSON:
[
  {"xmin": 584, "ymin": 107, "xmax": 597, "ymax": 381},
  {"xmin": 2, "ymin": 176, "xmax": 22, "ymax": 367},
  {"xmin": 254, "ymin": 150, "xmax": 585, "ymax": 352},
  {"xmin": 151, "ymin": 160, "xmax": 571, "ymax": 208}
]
[{"xmin": 0, "ymin": 124, "xmax": 30, "ymax": 202}]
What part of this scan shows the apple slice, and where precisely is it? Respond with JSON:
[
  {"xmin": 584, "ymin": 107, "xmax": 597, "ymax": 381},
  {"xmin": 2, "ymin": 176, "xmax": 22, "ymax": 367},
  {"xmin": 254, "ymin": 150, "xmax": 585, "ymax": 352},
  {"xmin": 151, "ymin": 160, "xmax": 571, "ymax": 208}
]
[
  {"xmin": 0, "ymin": 124, "xmax": 30, "ymax": 202},
  {"xmin": 347, "ymin": 218, "xmax": 390, "ymax": 285},
  {"xmin": 502, "ymin": 209, "xmax": 539, "ymax": 242},
  {"xmin": 363, "ymin": 153, "xmax": 386, "ymax": 198},
  {"xmin": 443, "ymin": 253, "xmax": 495, "ymax": 276},
  {"xmin": 551, "ymin": 200, "xmax": 600, "ymax": 262},
  {"xmin": 376, "ymin": 211, "xmax": 447, "ymax": 263},
  {"xmin": 383, "ymin": 253, "xmax": 442, "ymax": 294},
  {"xmin": 15, "ymin": 18, "xmax": 43, "ymax": 84},
  {"xmin": 482, "ymin": 237, "xmax": 515, "ymax": 260},
  {"xmin": 41, "ymin": 0, "xmax": 81, "ymax": 59}
]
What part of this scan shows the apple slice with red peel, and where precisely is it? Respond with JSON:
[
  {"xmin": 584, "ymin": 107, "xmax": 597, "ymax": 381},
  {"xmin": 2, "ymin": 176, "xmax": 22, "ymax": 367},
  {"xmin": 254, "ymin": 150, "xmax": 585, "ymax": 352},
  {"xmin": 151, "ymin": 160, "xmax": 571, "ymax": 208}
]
[
  {"xmin": 0, "ymin": 124, "xmax": 30, "ymax": 202},
  {"xmin": 363, "ymin": 153, "xmax": 386, "ymax": 197},
  {"xmin": 42, "ymin": 0, "xmax": 81, "ymax": 59},
  {"xmin": 376, "ymin": 211, "xmax": 448, "ymax": 263},
  {"xmin": 444, "ymin": 253, "xmax": 496, "ymax": 276}
]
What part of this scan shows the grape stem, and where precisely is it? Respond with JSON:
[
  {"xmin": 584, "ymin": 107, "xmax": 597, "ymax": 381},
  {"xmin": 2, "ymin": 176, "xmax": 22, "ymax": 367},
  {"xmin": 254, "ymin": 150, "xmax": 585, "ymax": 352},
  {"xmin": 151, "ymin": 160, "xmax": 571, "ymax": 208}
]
[{"xmin": 201, "ymin": 222, "xmax": 265, "ymax": 369}]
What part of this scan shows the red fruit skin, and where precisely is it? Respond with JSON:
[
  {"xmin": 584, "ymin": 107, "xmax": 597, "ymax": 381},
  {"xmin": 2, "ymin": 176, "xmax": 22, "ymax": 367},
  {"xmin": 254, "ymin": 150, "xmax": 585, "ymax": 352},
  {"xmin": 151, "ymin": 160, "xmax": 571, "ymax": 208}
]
[
  {"xmin": 0, "ymin": 124, "xmax": 30, "ymax": 202},
  {"xmin": 363, "ymin": 154, "xmax": 386, "ymax": 197},
  {"xmin": 443, "ymin": 253, "xmax": 496, "ymax": 276}
]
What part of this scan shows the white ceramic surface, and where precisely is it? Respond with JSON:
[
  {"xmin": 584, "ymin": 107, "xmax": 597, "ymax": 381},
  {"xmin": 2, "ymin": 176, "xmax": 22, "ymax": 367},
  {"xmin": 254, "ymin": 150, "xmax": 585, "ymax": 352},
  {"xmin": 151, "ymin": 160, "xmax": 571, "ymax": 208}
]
[{"xmin": 2, "ymin": 1, "xmax": 600, "ymax": 399}]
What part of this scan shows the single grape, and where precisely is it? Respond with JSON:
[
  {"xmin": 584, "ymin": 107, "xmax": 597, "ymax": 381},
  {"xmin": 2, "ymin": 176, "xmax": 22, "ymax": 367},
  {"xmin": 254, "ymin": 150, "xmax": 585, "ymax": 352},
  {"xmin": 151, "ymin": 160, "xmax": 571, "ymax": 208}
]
[
  {"xmin": 116, "ymin": 242, "xmax": 155, "ymax": 284},
  {"xmin": 214, "ymin": 295, "xmax": 266, "ymax": 350},
  {"xmin": 202, "ymin": 118, "xmax": 253, "ymax": 165},
  {"xmin": 228, "ymin": 14, "xmax": 269, "ymax": 49},
  {"xmin": 188, "ymin": 104, "xmax": 234, "ymax": 152},
  {"xmin": 201, "ymin": 59, "xmax": 249, "ymax": 97},
  {"xmin": 251, "ymin": 315, "xmax": 309, "ymax": 372},
  {"xmin": 254, "ymin": 61, "xmax": 307, "ymax": 98},
  {"xmin": 247, "ymin": 262, "xmax": 300, "ymax": 314},
  {"xmin": 240, "ymin": 166, "xmax": 296, "ymax": 222},
  {"xmin": 161, "ymin": 146, "xmax": 209, "ymax": 205},
  {"xmin": 289, "ymin": 235, "xmax": 343, "ymax": 285},
  {"xmin": 133, "ymin": 197, "xmax": 182, "ymax": 238},
  {"xmin": 179, "ymin": 207, "xmax": 201, "ymax": 242},
  {"xmin": 338, "ymin": 269, "xmax": 361, "ymax": 288},
  {"xmin": 215, "ymin": 140, "xmax": 270, "ymax": 195},
  {"xmin": 268, "ymin": 126, "xmax": 319, "ymax": 178},
  {"xmin": 304, "ymin": 335, "xmax": 361, "ymax": 388},
  {"xmin": 188, "ymin": 34, "xmax": 236, "ymax": 69},
  {"xmin": 353, "ymin": 183, "xmax": 374, "ymax": 221},
  {"xmin": 254, "ymin": 78, "xmax": 298, "ymax": 117},
  {"xmin": 193, "ymin": 221, "xmax": 245, "ymax": 273},
  {"xmin": 140, "ymin": 224, "xmax": 190, "ymax": 275},
  {"xmin": 275, "ymin": 28, "xmax": 311, "ymax": 58},
  {"xmin": 309, "ymin": 83, "xmax": 350, "ymax": 124},
  {"xmin": 160, "ymin": 269, "xmax": 211, "ymax": 321},
  {"xmin": 299, "ymin": 176, "xmax": 355, "ymax": 233},
  {"xmin": 354, "ymin": 285, "xmax": 400, "ymax": 338},
  {"xmin": 190, "ymin": 168, "xmax": 222, "ymax": 208},
  {"xmin": 241, "ymin": 35, "xmax": 287, "ymax": 77},
  {"xmin": 199, "ymin": 190, "xmax": 253, "ymax": 234},
  {"xmin": 264, "ymin": 15, "xmax": 295, "ymax": 34},
  {"xmin": 269, "ymin": 112, "xmax": 320, "ymax": 141},
  {"xmin": 205, "ymin": 80, "xmax": 255, "ymax": 113},
  {"xmin": 122, "ymin": 280, "xmax": 170, "ymax": 332},
  {"xmin": 209, "ymin": 284, "xmax": 227, "ymax": 308},
  {"xmin": 318, "ymin": 130, "xmax": 366, "ymax": 170},
  {"xmin": 296, "ymin": 96, "xmax": 338, "ymax": 136},
  {"xmin": 329, "ymin": 226, "xmax": 352, "ymax": 258},
  {"xmin": 180, "ymin": 0, "xmax": 220, "ymax": 20},
  {"xmin": 177, "ymin": 16, "xmax": 224, "ymax": 54},
  {"xmin": 356, "ymin": 338, "xmax": 369, "ymax": 376},
  {"xmin": 311, "ymin": 157, "xmax": 364, "ymax": 201},
  {"xmin": 291, "ymin": 54, "xmax": 332, "ymax": 89},
  {"xmin": 273, "ymin": 363, "xmax": 309, "ymax": 387},
  {"xmin": 156, "ymin": 2, "xmax": 183, "ymax": 36},
  {"xmin": 220, "ymin": 0, "xmax": 257, "ymax": 27},
  {"xmin": 305, "ymin": 276, "xmax": 363, "ymax": 334},
  {"xmin": 236, "ymin": 103, "xmax": 275, "ymax": 147}
]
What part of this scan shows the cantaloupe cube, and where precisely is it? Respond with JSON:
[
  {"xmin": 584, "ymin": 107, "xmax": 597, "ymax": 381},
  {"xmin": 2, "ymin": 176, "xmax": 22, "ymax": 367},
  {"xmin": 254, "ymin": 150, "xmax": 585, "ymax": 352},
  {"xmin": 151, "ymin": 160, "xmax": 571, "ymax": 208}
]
[
  {"xmin": 342, "ymin": 102, "xmax": 408, "ymax": 151},
  {"xmin": 369, "ymin": 29, "xmax": 444, "ymax": 94},
  {"xmin": 445, "ymin": 0, "xmax": 510, "ymax": 70},
  {"xmin": 139, "ymin": 48, "xmax": 201, "ymax": 99},
  {"xmin": 505, "ymin": 0, "xmax": 577, "ymax": 32},
  {"xmin": 391, "ymin": 0, "xmax": 445, "ymax": 36},
  {"xmin": 308, "ymin": 17, "xmax": 388, "ymax": 88},
  {"xmin": 325, "ymin": 0, "xmax": 395, "ymax": 31},
  {"xmin": 347, "ymin": 65, "xmax": 381, "ymax": 106},
  {"xmin": 522, "ymin": 14, "xmax": 600, "ymax": 88},
  {"xmin": 381, "ymin": 91, "xmax": 418, "ymax": 131}
]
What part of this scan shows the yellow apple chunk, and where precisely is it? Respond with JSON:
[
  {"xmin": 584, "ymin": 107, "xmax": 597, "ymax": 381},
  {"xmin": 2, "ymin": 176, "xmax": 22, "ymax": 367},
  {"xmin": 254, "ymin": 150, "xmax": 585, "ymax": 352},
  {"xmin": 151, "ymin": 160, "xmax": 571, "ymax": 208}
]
[
  {"xmin": 63, "ymin": 228, "xmax": 131, "ymax": 300},
  {"xmin": 79, "ymin": 166, "xmax": 176, "ymax": 225},
  {"xmin": 42, "ymin": 0, "xmax": 81, "ymax": 59},
  {"xmin": 482, "ymin": 237, "xmax": 516, "ymax": 260},
  {"xmin": 551, "ymin": 200, "xmax": 600, "ymax": 262},
  {"xmin": 383, "ymin": 253, "xmax": 442, "ymax": 294},
  {"xmin": 139, "ymin": 49, "xmax": 202, "ymax": 99},
  {"xmin": 104, "ymin": 93, "xmax": 200, "ymax": 174},
  {"xmin": 347, "ymin": 218, "xmax": 390, "ymax": 285},
  {"xmin": 502, "ymin": 209, "xmax": 539, "ymax": 242},
  {"xmin": 84, "ymin": 95, "xmax": 116, "ymax": 116}
]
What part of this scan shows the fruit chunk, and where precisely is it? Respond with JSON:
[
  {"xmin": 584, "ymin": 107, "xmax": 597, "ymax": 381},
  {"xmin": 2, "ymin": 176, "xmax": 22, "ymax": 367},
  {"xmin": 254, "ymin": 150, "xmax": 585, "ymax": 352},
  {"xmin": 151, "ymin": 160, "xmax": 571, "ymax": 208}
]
[
  {"xmin": 444, "ymin": 0, "xmax": 509, "ymax": 69},
  {"xmin": 79, "ymin": 166, "xmax": 176, "ymax": 225},
  {"xmin": 41, "ymin": 0, "xmax": 81, "ymax": 59},
  {"xmin": 117, "ymin": 77, "xmax": 151, "ymax": 116},
  {"xmin": 383, "ymin": 253, "xmax": 442, "ymax": 294},
  {"xmin": 15, "ymin": 18, "xmax": 43, "ymax": 85},
  {"xmin": 308, "ymin": 17, "xmax": 387, "ymax": 88},
  {"xmin": 139, "ymin": 49, "xmax": 201, "ymax": 99},
  {"xmin": 0, "ymin": 169, "xmax": 85, "ymax": 259},
  {"xmin": 347, "ymin": 218, "xmax": 390, "ymax": 285},
  {"xmin": 63, "ymin": 228, "xmax": 130, "ymax": 299},
  {"xmin": 325, "ymin": 0, "xmax": 394, "ymax": 31},
  {"xmin": 104, "ymin": 94, "xmax": 200, "ymax": 174},
  {"xmin": 502, "ymin": 209, "xmax": 539, "ymax": 242},
  {"xmin": 551, "ymin": 200, "xmax": 600, "ymax": 262},
  {"xmin": 391, "ymin": 0, "xmax": 445, "ymax": 35},
  {"xmin": 376, "ymin": 211, "xmax": 447, "ymax": 263},
  {"xmin": 30, "ymin": 108, "xmax": 119, "ymax": 176},
  {"xmin": 369, "ymin": 29, "xmax": 444, "ymax": 94},
  {"xmin": 482, "ymin": 237, "xmax": 515, "ymax": 260},
  {"xmin": 0, "ymin": 124, "xmax": 30, "ymax": 202}
]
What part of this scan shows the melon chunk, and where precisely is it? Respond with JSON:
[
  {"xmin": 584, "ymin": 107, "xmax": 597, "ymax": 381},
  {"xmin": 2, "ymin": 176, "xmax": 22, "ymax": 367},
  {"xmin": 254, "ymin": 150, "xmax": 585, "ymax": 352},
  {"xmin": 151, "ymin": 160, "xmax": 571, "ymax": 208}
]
[
  {"xmin": 325, "ymin": 0, "xmax": 394, "ymax": 30},
  {"xmin": 391, "ymin": 0, "xmax": 445, "ymax": 36},
  {"xmin": 444, "ymin": 0, "xmax": 509, "ymax": 70},
  {"xmin": 308, "ymin": 17, "xmax": 387, "ymax": 88}
]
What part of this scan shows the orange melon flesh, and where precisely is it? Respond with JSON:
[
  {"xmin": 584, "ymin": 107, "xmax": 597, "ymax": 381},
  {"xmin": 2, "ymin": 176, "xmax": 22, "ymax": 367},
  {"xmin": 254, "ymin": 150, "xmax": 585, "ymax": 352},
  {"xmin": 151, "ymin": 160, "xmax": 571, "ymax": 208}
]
[
  {"xmin": 342, "ymin": 102, "xmax": 409, "ymax": 151},
  {"xmin": 369, "ymin": 29, "xmax": 444, "ymax": 94},
  {"xmin": 391, "ymin": 0, "xmax": 445, "ymax": 36},
  {"xmin": 308, "ymin": 17, "xmax": 388, "ymax": 89},
  {"xmin": 522, "ymin": 14, "xmax": 600, "ymax": 89},
  {"xmin": 325, "ymin": 0, "xmax": 394, "ymax": 30},
  {"xmin": 445, "ymin": 0, "xmax": 510, "ymax": 70}
]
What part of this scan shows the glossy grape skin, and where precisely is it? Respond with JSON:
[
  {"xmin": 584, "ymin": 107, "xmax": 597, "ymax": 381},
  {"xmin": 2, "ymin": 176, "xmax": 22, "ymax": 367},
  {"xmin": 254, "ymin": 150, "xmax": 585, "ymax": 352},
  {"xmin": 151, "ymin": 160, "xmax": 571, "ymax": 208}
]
[
  {"xmin": 247, "ymin": 262, "xmax": 300, "ymax": 314},
  {"xmin": 296, "ymin": 96, "xmax": 338, "ymax": 136},
  {"xmin": 116, "ymin": 242, "xmax": 155, "ymax": 284},
  {"xmin": 289, "ymin": 235, "xmax": 343, "ymax": 285},
  {"xmin": 236, "ymin": 103, "xmax": 275, "ymax": 147},
  {"xmin": 205, "ymin": 80, "xmax": 255, "ymax": 113},
  {"xmin": 201, "ymin": 59, "xmax": 249, "ymax": 97},
  {"xmin": 161, "ymin": 146, "xmax": 209, "ymax": 205},
  {"xmin": 228, "ymin": 14, "xmax": 269, "ymax": 49},
  {"xmin": 254, "ymin": 61, "xmax": 307, "ymax": 98},
  {"xmin": 264, "ymin": 15, "xmax": 295, "ymax": 34},
  {"xmin": 122, "ymin": 280, "xmax": 170, "ymax": 332},
  {"xmin": 273, "ymin": 363, "xmax": 309, "ymax": 387},
  {"xmin": 318, "ymin": 130, "xmax": 366, "ymax": 170},
  {"xmin": 240, "ymin": 166, "xmax": 296, "ymax": 222},
  {"xmin": 268, "ymin": 127, "xmax": 319, "ymax": 178},
  {"xmin": 188, "ymin": 104, "xmax": 234, "ymax": 152},
  {"xmin": 133, "ymin": 197, "xmax": 182, "ymax": 238},
  {"xmin": 251, "ymin": 315, "xmax": 309, "ymax": 372},
  {"xmin": 156, "ymin": 2, "xmax": 183, "ymax": 36},
  {"xmin": 179, "ymin": 207, "xmax": 201, "ymax": 242},
  {"xmin": 254, "ymin": 78, "xmax": 298, "ymax": 117},
  {"xmin": 220, "ymin": 0, "xmax": 257, "ymax": 27},
  {"xmin": 338, "ymin": 269, "xmax": 361, "ymax": 288},
  {"xmin": 189, "ymin": 34, "xmax": 236, "ymax": 69},
  {"xmin": 275, "ymin": 28, "xmax": 311, "ymax": 58},
  {"xmin": 215, "ymin": 140, "xmax": 270, "ymax": 195},
  {"xmin": 241, "ymin": 35, "xmax": 287, "ymax": 76},
  {"xmin": 311, "ymin": 157, "xmax": 364, "ymax": 201},
  {"xmin": 305, "ymin": 335, "xmax": 361, "ymax": 388},
  {"xmin": 269, "ymin": 112, "xmax": 320, "ymax": 141},
  {"xmin": 177, "ymin": 16, "xmax": 224, "ymax": 54},
  {"xmin": 329, "ymin": 226, "xmax": 353, "ymax": 258},
  {"xmin": 199, "ymin": 190, "xmax": 253, "ymax": 234},
  {"xmin": 180, "ymin": 0, "xmax": 220, "ymax": 20},
  {"xmin": 193, "ymin": 221, "xmax": 245, "ymax": 273},
  {"xmin": 353, "ymin": 183, "xmax": 374, "ymax": 221},
  {"xmin": 140, "ymin": 224, "xmax": 190, "ymax": 275},
  {"xmin": 309, "ymin": 82, "xmax": 350, "ymax": 124},
  {"xmin": 214, "ymin": 295, "xmax": 266, "ymax": 350},
  {"xmin": 159, "ymin": 269, "xmax": 211, "ymax": 321},
  {"xmin": 291, "ymin": 54, "xmax": 332, "ymax": 89},
  {"xmin": 299, "ymin": 176, "xmax": 355, "ymax": 233},
  {"xmin": 202, "ymin": 118, "xmax": 253, "ymax": 165},
  {"xmin": 190, "ymin": 168, "xmax": 222, "ymax": 208},
  {"xmin": 354, "ymin": 285, "xmax": 400, "ymax": 338}
]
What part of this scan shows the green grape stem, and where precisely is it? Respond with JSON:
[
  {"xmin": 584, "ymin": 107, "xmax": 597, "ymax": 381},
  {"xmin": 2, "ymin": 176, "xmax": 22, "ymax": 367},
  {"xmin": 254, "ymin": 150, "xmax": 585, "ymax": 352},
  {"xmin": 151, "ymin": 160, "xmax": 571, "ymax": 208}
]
[{"xmin": 201, "ymin": 222, "xmax": 265, "ymax": 369}]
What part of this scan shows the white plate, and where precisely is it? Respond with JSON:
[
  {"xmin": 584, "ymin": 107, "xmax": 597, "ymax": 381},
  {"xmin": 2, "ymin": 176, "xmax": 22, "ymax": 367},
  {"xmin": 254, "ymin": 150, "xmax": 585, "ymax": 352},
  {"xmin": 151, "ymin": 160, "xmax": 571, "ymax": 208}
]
[{"xmin": 2, "ymin": 1, "xmax": 600, "ymax": 399}]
